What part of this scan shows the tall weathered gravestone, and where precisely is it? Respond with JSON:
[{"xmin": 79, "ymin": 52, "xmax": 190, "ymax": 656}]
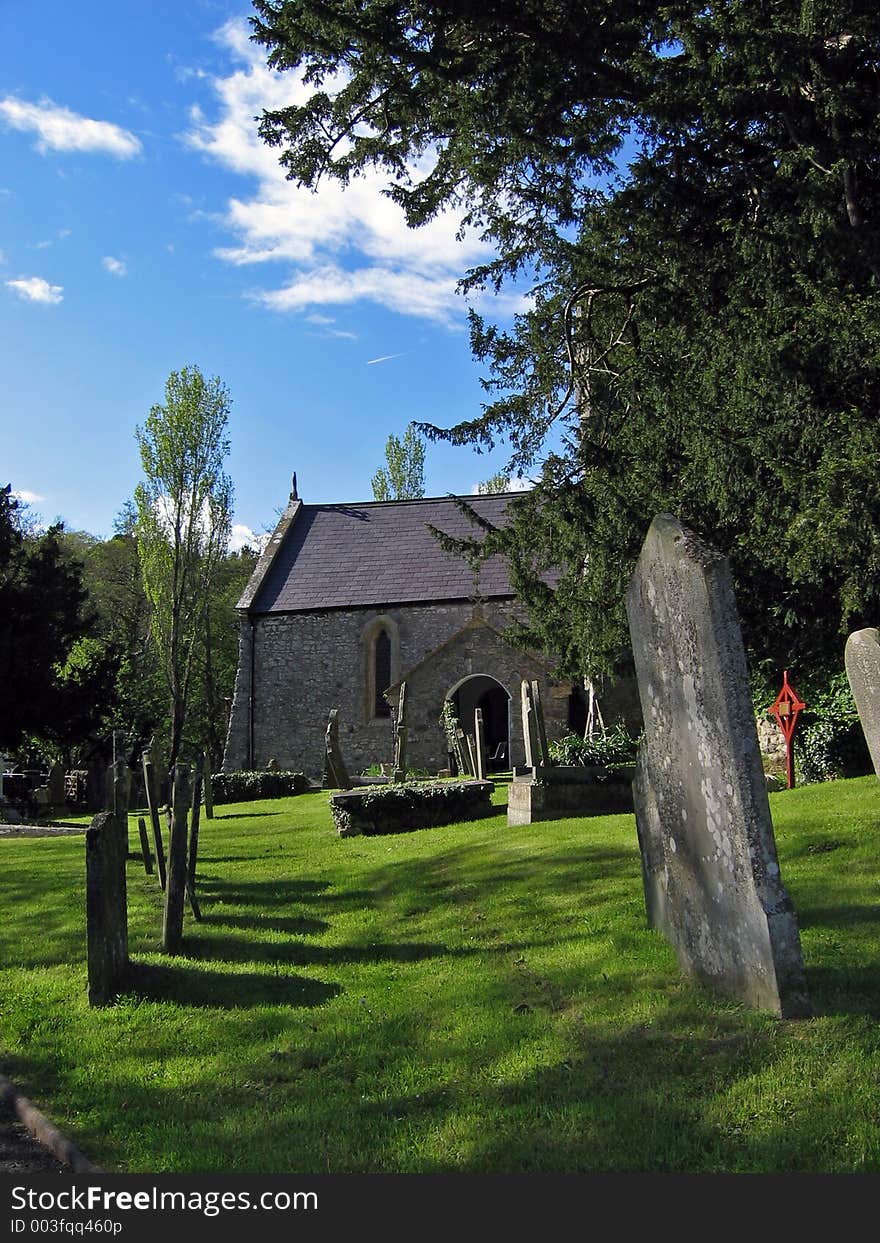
[
  {"xmin": 845, "ymin": 627, "xmax": 880, "ymax": 779},
  {"xmin": 86, "ymin": 761, "xmax": 130, "ymax": 1006},
  {"xmin": 626, "ymin": 514, "xmax": 810, "ymax": 1018}
]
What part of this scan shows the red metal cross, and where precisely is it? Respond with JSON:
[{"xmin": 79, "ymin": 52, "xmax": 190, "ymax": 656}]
[{"xmin": 768, "ymin": 670, "xmax": 806, "ymax": 788}]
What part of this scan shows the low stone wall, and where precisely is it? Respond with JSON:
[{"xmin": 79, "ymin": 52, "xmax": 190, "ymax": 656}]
[
  {"xmin": 330, "ymin": 779, "xmax": 494, "ymax": 836},
  {"xmin": 507, "ymin": 765, "xmax": 635, "ymax": 825}
]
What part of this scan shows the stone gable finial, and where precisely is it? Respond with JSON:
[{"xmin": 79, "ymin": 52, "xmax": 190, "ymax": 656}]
[{"xmin": 290, "ymin": 471, "xmax": 298, "ymax": 501}]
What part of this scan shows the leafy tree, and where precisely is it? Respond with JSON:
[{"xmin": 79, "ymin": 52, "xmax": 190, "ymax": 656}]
[
  {"xmin": 0, "ymin": 485, "xmax": 113, "ymax": 757},
  {"xmin": 252, "ymin": 2, "xmax": 880, "ymax": 684},
  {"xmin": 79, "ymin": 505, "xmax": 165, "ymax": 758},
  {"xmin": 371, "ymin": 424, "xmax": 427, "ymax": 500},
  {"xmin": 185, "ymin": 546, "xmax": 258, "ymax": 771},
  {"xmin": 134, "ymin": 366, "xmax": 233, "ymax": 770},
  {"xmin": 476, "ymin": 472, "xmax": 513, "ymax": 495}
]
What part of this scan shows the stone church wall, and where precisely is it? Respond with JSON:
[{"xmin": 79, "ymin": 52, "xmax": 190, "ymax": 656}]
[{"xmin": 223, "ymin": 599, "xmax": 573, "ymax": 779}]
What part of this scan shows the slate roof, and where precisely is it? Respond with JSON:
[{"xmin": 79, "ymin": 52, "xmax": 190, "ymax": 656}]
[{"xmin": 250, "ymin": 494, "xmax": 519, "ymax": 614}]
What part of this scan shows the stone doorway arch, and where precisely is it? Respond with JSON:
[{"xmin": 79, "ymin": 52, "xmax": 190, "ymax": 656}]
[{"xmin": 448, "ymin": 674, "xmax": 511, "ymax": 770}]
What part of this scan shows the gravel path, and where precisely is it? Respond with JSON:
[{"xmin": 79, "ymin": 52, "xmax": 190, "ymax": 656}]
[{"xmin": 0, "ymin": 1098, "xmax": 68, "ymax": 1174}]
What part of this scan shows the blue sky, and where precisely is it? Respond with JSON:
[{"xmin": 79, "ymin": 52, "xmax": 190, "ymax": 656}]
[{"xmin": 1, "ymin": 0, "xmax": 532, "ymax": 546}]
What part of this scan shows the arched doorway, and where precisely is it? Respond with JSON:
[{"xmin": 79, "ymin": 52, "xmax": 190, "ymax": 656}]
[{"xmin": 448, "ymin": 674, "xmax": 510, "ymax": 771}]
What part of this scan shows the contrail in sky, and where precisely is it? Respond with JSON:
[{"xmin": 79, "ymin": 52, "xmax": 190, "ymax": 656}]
[{"xmin": 366, "ymin": 353, "xmax": 404, "ymax": 365}]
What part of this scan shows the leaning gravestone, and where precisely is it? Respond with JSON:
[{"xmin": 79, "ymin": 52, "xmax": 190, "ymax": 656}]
[
  {"xmin": 845, "ymin": 627, "xmax": 880, "ymax": 779},
  {"xmin": 626, "ymin": 514, "xmax": 810, "ymax": 1018},
  {"xmin": 323, "ymin": 709, "xmax": 352, "ymax": 790}
]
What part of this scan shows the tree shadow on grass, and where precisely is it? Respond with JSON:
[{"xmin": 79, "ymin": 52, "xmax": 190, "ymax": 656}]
[
  {"xmin": 122, "ymin": 960, "xmax": 340, "ymax": 1010},
  {"xmin": 181, "ymin": 932, "xmax": 452, "ymax": 969},
  {"xmin": 195, "ymin": 878, "xmax": 334, "ymax": 906},
  {"xmin": 804, "ymin": 964, "xmax": 880, "ymax": 1019},
  {"xmin": 206, "ymin": 912, "xmax": 329, "ymax": 937},
  {"xmin": 209, "ymin": 811, "xmax": 282, "ymax": 819}
]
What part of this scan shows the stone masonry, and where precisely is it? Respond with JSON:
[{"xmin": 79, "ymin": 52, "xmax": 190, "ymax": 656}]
[{"xmin": 224, "ymin": 599, "xmax": 571, "ymax": 777}]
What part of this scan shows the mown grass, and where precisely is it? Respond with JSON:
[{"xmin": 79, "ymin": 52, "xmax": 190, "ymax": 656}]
[{"xmin": 1, "ymin": 776, "xmax": 879, "ymax": 1173}]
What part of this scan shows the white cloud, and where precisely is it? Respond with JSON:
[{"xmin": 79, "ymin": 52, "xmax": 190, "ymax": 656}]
[
  {"xmin": 36, "ymin": 228, "xmax": 72, "ymax": 250},
  {"xmin": 11, "ymin": 489, "xmax": 45, "ymax": 504},
  {"xmin": 229, "ymin": 523, "xmax": 267, "ymax": 553},
  {"xmin": 6, "ymin": 276, "xmax": 63, "ymax": 304},
  {"xmin": 471, "ymin": 475, "xmax": 534, "ymax": 494},
  {"xmin": 102, "ymin": 256, "xmax": 127, "ymax": 277},
  {"xmin": 0, "ymin": 95, "xmax": 142, "ymax": 158},
  {"xmin": 184, "ymin": 18, "xmax": 505, "ymax": 327}
]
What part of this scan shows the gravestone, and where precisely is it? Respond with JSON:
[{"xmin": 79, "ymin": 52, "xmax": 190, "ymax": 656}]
[
  {"xmin": 530, "ymin": 680, "xmax": 550, "ymax": 767},
  {"xmin": 162, "ymin": 764, "xmax": 190, "ymax": 954},
  {"xmin": 845, "ymin": 627, "xmax": 880, "ymax": 779},
  {"xmin": 520, "ymin": 680, "xmax": 539, "ymax": 767},
  {"xmin": 137, "ymin": 816, "xmax": 154, "ymax": 874},
  {"xmin": 86, "ymin": 808, "xmax": 129, "ymax": 1006},
  {"xmin": 393, "ymin": 682, "xmax": 408, "ymax": 781},
  {"xmin": 323, "ymin": 709, "xmax": 352, "ymax": 790},
  {"xmin": 626, "ymin": 514, "xmax": 810, "ymax": 1018},
  {"xmin": 47, "ymin": 763, "xmax": 66, "ymax": 805},
  {"xmin": 142, "ymin": 748, "xmax": 166, "ymax": 890},
  {"xmin": 473, "ymin": 708, "xmax": 487, "ymax": 781},
  {"xmin": 186, "ymin": 756, "xmax": 203, "ymax": 922}
]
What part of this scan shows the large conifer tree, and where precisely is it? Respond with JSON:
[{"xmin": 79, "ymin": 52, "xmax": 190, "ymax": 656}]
[{"xmin": 251, "ymin": 2, "xmax": 880, "ymax": 679}]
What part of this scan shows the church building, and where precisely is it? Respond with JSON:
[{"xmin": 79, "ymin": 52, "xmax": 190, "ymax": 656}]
[{"xmin": 222, "ymin": 478, "xmax": 580, "ymax": 779}]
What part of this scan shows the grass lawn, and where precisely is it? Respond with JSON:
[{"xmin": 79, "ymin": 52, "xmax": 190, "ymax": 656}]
[{"xmin": 1, "ymin": 776, "xmax": 879, "ymax": 1173}]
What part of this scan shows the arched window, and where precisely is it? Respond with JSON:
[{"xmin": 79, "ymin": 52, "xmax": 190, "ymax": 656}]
[{"xmin": 374, "ymin": 629, "xmax": 392, "ymax": 718}]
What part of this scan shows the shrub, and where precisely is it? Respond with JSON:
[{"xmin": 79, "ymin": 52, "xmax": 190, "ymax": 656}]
[
  {"xmin": 794, "ymin": 672, "xmax": 871, "ymax": 783},
  {"xmin": 211, "ymin": 770, "xmax": 310, "ymax": 804},
  {"xmin": 548, "ymin": 724, "xmax": 640, "ymax": 769},
  {"xmin": 330, "ymin": 779, "xmax": 492, "ymax": 836}
]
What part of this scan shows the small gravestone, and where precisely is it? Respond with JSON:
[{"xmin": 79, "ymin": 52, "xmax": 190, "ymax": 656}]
[
  {"xmin": 626, "ymin": 514, "xmax": 810, "ymax": 1018},
  {"xmin": 845, "ymin": 628, "xmax": 880, "ymax": 779},
  {"xmin": 520, "ymin": 681, "xmax": 538, "ymax": 768},
  {"xmin": 186, "ymin": 756, "xmax": 203, "ymax": 921},
  {"xmin": 137, "ymin": 816, "xmax": 153, "ymax": 874},
  {"xmin": 47, "ymin": 763, "xmax": 66, "ymax": 806},
  {"xmin": 104, "ymin": 758, "xmax": 130, "ymax": 816},
  {"xmin": 392, "ymin": 682, "xmax": 409, "ymax": 781},
  {"xmin": 473, "ymin": 708, "xmax": 487, "ymax": 780},
  {"xmin": 530, "ymin": 680, "xmax": 550, "ymax": 766},
  {"xmin": 142, "ymin": 748, "xmax": 166, "ymax": 890},
  {"xmin": 454, "ymin": 726, "xmax": 471, "ymax": 777},
  {"xmin": 162, "ymin": 764, "xmax": 191, "ymax": 954},
  {"xmin": 323, "ymin": 709, "xmax": 352, "ymax": 790},
  {"xmin": 86, "ymin": 806, "xmax": 129, "ymax": 1007}
]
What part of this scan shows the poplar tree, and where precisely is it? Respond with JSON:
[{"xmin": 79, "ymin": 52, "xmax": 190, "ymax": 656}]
[
  {"xmin": 134, "ymin": 366, "xmax": 233, "ymax": 770},
  {"xmin": 371, "ymin": 424, "xmax": 427, "ymax": 500}
]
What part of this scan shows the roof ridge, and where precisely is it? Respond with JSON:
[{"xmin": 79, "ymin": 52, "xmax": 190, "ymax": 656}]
[{"xmin": 298, "ymin": 492, "xmax": 523, "ymax": 509}]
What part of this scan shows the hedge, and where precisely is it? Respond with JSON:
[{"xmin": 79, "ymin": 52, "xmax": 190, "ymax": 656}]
[
  {"xmin": 211, "ymin": 770, "xmax": 310, "ymax": 804},
  {"xmin": 330, "ymin": 780, "xmax": 494, "ymax": 836}
]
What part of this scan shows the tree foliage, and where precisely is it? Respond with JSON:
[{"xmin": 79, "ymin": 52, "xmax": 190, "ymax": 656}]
[
  {"xmin": 0, "ymin": 486, "xmax": 113, "ymax": 756},
  {"xmin": 371, "ymin": 424, "xmax": 427, "ymax": 500},
  {"xmin": 134, "ymin": 366, "xmax": 234, "ymax": 769},
  {"xmin": 476, "ymin": 472, "xmax": 514, "ymax": 495},
  {"xmin": 253, "ymin": 2, "xmax": 880, "ymax": 681}
]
